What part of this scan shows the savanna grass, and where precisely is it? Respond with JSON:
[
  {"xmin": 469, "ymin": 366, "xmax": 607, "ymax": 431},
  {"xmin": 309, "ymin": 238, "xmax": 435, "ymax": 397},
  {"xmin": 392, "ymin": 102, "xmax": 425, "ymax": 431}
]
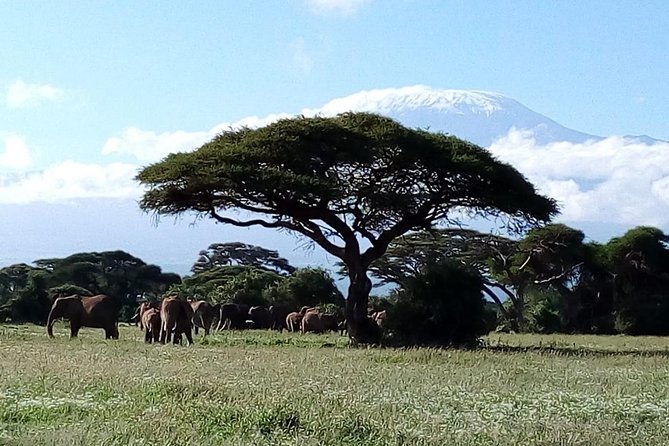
[{"xmin": 1, "ymin": 324, "xmax": 669, "ymax": 445}]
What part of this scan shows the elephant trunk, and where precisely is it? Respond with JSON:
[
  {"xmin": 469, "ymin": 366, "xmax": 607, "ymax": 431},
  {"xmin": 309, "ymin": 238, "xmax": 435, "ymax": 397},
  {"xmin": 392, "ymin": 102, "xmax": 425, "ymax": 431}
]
[{"xmin": 46, "ymin": 308, "xmax": 59, "ymax": 337}]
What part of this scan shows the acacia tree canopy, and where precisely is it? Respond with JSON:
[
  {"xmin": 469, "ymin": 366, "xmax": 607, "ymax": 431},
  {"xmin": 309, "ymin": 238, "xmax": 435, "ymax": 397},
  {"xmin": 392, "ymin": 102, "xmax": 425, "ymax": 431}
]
[
  {"xmin": 136, "ymin": 112, "xmax": 557, "ymax": 342},
  {"xmin": 192, "ymin": 242, "xmax": 295, "ymax": 275}
]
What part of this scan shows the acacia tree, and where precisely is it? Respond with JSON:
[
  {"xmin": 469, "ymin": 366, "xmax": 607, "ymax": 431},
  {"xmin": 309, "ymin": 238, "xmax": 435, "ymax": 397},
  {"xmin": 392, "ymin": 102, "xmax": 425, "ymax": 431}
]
[
  {"xmin": 136, "ymin": 112, "xmax": 556, "ymax": 343},
  {"xmin": 367, "ymin": 229, "xmax": 518, "ymax": 321},
  {"xmin": 192, "ymin": 242, "xmax": 295, "ymax": 275},
  {"xmin": 605, "ymin": 226, "xmax": 669, "ymax": 334}
]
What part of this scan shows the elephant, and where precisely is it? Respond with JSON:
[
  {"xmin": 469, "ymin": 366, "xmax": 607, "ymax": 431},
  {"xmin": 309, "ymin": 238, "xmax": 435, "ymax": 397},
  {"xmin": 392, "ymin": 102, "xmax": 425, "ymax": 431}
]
[
  {"xmin": 300, "ymin": 309, "xmax": 323, "ymax": 334},
  {"xmin": 141, "ymin": 308, "xmax": 161, "ymax": 343},
  {"xmin": 285, "ymin": 312, "xmax": 303, "ymax": 332},
  {"xmin": 47, "ymin": 294, "xmax": 120, "ymax": 339},
  {"xmin": 216, "ymin": 303, "xmax": 250, "ymax": 330},
  {"xmin": 248, "ymin": 306, "xmax": 272, "ymax": 329},
  {"xmin": 160, "ymin": 297, "xmax": 194, "ymax": 345},
  {"xmin": 320, "ymin": 313, "xmax": 341, "ymax": 332},
  {"xmin": 268, "ymin": 305, "xmax": 292, "ymax": 331},
  {"xmin": 286, "ymin": 306, "xmax": 314, "ymax": 332},
  {"xmin": 133, "ymin": 301, "xmax": 161, "ymax": 330},
  {"xmin": 189, "ymin": 300, "xmax": 216, "ymax": 336},
  {"xmin": 301, "ymin": 308, "xmax": 342, "ymax": 334}
]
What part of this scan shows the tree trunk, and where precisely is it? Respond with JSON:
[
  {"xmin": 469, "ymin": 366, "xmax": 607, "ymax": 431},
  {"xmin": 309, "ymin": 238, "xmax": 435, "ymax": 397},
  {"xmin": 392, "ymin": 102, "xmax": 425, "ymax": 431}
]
[
  {"xmin": 345, "ymin": 265, "xmax": 379, "ymax": 344},
  {"xmin": 515, "ymin": 286, "xmax": 526, "ymax": 331}
]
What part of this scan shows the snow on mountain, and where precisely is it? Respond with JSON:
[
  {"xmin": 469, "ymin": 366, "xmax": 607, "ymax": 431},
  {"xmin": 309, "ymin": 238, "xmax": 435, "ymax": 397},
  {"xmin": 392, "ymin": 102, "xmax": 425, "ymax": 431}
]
[{"xmin": 302, "ymin": 86, "xmax": 602, "ymax": 146}]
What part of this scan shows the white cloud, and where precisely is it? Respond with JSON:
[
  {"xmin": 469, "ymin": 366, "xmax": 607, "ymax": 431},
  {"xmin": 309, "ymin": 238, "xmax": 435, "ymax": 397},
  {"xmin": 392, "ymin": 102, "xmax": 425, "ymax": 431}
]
[
  {"xmin": 6, "ymin": 79, "xmax": 64, "ymax": 108},
  {"xmin": 0, "ymin": 135, "xmax": 33, "ymax": 169},
  {"xmin": 488, "ymin": 129, "xmax": 669, "ymax": 227},
  {"xmin": 102, "ymin": 114, "xmax": 295, "ymax": 164},
  {"xmin": 101, "ymin": 127, "xmax": 212, "ymax": 162},
  {"xmin": 305, "ymin": 0, "xmax": 371, "ymax": 16},
  {"xmin": 0, "ymin": 161, "xmax": 140, "ymax": 204}
]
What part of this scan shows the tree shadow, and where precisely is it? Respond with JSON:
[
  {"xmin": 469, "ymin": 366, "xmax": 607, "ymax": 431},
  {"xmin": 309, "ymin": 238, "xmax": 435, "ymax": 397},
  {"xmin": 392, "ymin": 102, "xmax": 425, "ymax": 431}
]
[{"xmin": 480, "ymin": 343, "xmax": 669, "ymax": 358}]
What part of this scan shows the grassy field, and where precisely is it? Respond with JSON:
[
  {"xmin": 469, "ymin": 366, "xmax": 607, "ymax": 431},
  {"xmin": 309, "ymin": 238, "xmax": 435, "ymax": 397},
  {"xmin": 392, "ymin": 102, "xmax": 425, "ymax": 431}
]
[{"xmin": 1, "ymin": 325, "xmax": 669, "ymax": 445}]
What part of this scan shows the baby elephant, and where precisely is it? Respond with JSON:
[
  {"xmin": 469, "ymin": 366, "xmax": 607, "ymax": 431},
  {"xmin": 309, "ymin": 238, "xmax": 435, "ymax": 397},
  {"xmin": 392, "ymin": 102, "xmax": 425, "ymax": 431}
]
[{"xmin": 141, "ymin": 308, "xmax": 161, "ymax": 343}]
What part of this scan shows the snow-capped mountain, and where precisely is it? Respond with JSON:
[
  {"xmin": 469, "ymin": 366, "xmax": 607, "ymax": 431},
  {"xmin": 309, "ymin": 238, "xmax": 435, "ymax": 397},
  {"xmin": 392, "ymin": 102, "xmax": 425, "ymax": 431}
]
[{"xmin": 304, "ymin": 86, "xmax": 661, "ymax": 147}]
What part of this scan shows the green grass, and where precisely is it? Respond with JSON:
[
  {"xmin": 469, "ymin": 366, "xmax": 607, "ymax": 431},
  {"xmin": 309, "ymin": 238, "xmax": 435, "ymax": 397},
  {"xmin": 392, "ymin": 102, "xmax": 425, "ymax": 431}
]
[{"xmin": 1, "ymin": 324, "xmax": 669, "ymax": 445}]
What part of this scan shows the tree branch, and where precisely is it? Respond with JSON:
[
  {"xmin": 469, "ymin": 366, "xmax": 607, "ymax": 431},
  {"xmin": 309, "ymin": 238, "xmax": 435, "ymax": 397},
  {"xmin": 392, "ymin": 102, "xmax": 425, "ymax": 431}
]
[
  {"xmin": 484, "ymin": 280, "xmax": 519, "ymax": 307},
  {"xmin": 482, "ymin": 284, "xmax": 510, "ymax": 320},
  {"xmin": 533, "ymin": 262, "xmax": 584, "ymax": 285},
  {"xmin": 208, "ymin": 208, "xmax": 345, "ymax": 259}
]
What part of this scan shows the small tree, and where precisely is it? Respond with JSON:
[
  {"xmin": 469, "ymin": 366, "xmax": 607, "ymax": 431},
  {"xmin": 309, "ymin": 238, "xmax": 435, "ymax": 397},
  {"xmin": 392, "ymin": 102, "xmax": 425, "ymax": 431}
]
[
  {"xmin": 386, "ymin": 261, "xmax": 487, "ymax": 346},
  {"xmin": 605, "ymin": 226, "xmax": 669, "ymax": 334},
  {"xmin": 366, "ymin": 228, "xmax": 518, "ymax": 322},
  {"xmin": 192, "ymin": 242, "xmax": 295, "ymax": 275},
  {"xmin": 265, "ymin": 267, "xmax": 344, "ymax": 309},
  {"xmin": 136, "ymin": 113, "xmax": 556, "ymax": 343}
]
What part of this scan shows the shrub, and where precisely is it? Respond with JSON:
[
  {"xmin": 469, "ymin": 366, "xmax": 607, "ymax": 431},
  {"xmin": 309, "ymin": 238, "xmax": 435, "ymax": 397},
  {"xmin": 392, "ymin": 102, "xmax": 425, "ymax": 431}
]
[{"xmin": 385, "ymin": 261, "xmax": 487, "ymax": 347}]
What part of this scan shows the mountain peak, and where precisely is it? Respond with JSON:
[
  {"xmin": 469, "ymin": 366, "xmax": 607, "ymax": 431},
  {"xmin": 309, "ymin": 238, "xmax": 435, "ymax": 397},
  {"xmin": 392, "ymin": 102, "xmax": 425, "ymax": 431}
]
[
  {"xmin": 310, "ymin": 85, "xmax": 511, "ymax": 118},
  {"xmin": 306, "ymin": 85, "xmax": 596, "ymax": 147}
]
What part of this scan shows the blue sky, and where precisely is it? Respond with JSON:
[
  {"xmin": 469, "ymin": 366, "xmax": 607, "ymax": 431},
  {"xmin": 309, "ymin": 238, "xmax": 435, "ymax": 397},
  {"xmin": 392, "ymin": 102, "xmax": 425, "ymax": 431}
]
[
  {"xmin": 2, "ymin": 1, "xmax": 668, "ymax": 167},
  {"xmin": 0, "ymin": 0, "xmax": 668, "ymax": 274}
]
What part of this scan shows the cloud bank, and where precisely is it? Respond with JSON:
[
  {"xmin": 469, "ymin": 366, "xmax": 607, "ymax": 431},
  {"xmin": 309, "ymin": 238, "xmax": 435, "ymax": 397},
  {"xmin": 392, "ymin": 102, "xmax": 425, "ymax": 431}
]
[
  {"xmin": 0, "ymin": 161, "xmax": 139, "ymax": 204},
  {"xmin": 101, "ymin": 127, "xmax": 212, "ymax": 162},
  {"xmin": 488, "ymin": 129, "xmax": 669, "ymax": 227},
  {"xmin": 6, "ymin": 79, "xmax": 64, "ymax": 108}
]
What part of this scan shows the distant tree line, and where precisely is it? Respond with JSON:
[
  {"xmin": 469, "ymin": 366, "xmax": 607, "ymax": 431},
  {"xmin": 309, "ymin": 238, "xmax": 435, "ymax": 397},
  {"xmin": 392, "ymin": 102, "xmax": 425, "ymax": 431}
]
[
  {"xmin": 5, "ymin": 224, "xmax": 669, "ymax": 346},
  {"xmin": 0, "ymin": 251, "xmax": 180, "ymax": 323},
  {"xmin": 372, "ymin": 224, "xmax": 669, "ymax": 339},
  {"xmin": 0, "ymin": 243, "xmax": 343, "ymax": 326}
]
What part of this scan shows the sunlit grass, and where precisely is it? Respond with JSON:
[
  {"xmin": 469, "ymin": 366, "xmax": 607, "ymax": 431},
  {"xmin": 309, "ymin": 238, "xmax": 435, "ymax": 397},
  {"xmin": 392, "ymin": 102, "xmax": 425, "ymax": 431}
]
[{"xmin": 0, "ymin": 323, "xmax": 668, "ymax": 445}]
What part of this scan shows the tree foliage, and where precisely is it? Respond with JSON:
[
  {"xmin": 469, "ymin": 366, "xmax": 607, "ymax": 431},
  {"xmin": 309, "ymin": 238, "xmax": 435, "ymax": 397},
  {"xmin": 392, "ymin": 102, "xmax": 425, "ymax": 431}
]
[
  {"xmin": 385, "ymin": 261, "xmax": 487, "ymax": 346},
  {"xmin": 175, "ymin": 264, "xmax": 344, "ymax": 310},
  {"xmin": 370, "ymin": 224, "xmax": 669, "ymax": 336},
  {"xmin": 192, "ymin": 242, "xmax": 295, "ymax": 275},
  {"xmin": 0, "ymin": 251, "xmax": 180, "ymax": 323},
  {"xmin": 264, "ymin": 267, "xmax": 344, "ymax": 309}
]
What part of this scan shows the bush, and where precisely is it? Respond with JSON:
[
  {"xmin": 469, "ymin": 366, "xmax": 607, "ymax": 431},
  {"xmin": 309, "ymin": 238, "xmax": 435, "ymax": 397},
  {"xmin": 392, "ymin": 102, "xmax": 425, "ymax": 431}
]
[
  {"xmin": 264, "ymin": 268, "xmax": 344, "ymax": 310},
  {"xmin": 385, "ymin": 261, "xmax": 487, "ymax": 347}
]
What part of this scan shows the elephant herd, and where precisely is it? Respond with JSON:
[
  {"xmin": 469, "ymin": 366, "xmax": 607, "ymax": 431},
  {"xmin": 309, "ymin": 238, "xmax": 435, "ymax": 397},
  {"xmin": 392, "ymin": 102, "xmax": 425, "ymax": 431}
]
[
  {"xmin": 45, "ymin": 293, "xmax": 390, "ymax": 343},
  {"xmin": 134, "ymin": 301, "xmax": 351, "ymax": 343}
]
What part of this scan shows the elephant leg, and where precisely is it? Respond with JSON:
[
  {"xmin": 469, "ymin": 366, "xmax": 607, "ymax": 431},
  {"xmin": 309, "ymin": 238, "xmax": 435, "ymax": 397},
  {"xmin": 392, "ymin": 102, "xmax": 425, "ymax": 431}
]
[
  {"xmin": 184, "ymin": 328, "xmax": 193, "ymax": 345},
  {"xmin": 105, "ymin": 324, "xmax": 118, "ymax": 339},
  {"xmin": 171, "ymin": 324, "xmax": 180, "ymax": 345},
  {"xmin": 161, "ymin": 321, "xmax": 171, "ymax": 344}
]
